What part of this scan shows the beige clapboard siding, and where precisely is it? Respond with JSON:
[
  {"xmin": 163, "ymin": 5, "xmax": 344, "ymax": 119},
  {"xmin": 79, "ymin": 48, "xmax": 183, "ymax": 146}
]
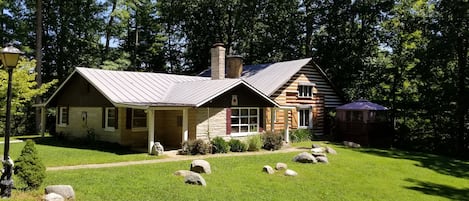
[{"xmin": 56, "ymin": 107, "xmax": 121, "ymax": 143}]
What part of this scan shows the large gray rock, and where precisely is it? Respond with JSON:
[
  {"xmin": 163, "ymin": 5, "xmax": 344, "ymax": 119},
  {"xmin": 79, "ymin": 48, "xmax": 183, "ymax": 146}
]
[
  {"xmin": 43, "ymin": 193, "xmax": 64, "ymax": 201},
  {"xmin": 326, "ymin": 146, "xmax": 337, "ymax": 154},
  {"xmin": 293, "ymin": 152, "xmax": 317, "ymax": 163},
  {"xmin": 311, "ymin": 147, "xmax": 325, "ymax": 154},
  {"xmin": 45, "ymin": 185, "xmax": 75, "ymax": 200},
  {"xmin": 343, "ymin": 141, "xmax": 361, "ymax": 148},
  {"xmin": 190, "ymin": 159, "xmax": 211, "ymax": 174},
  {"xmin": 312, "ymin": 144, "xmax": 322, "ymax": 148},
  {"xmin": 151, "ymin": 142, "xmax": 164, "ymax": 156},
  {"xmin": 284, "ymin": 169, "xmax": 298, "ymax": 176},
  {"xmin": 263, "ymin": 165, "xmax": 275, "ymax": 174},
  {"xmin": 184, "ymin": 172, "xmax": 207, "ymax": 186},
  {"xmin": 316, "ymin": 156, "xmax": 329, "ymax": 164},
  {"xmin": 174, "ymin": 170, "xmax": 193, "ymax": 177},
  {"xmin": 275, "ymin": 162, "xmax": 288, "ymax": 170}
]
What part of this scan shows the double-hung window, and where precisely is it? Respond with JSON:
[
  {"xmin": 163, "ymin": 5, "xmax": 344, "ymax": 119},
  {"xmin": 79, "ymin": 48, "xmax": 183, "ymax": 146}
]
[
  {"xmin": 58, "ymin": 107, "xmax": 69, "ymax": 126},
  {"xmin": 132, "ymin": 109, "xmax": 147, "ymax": 128},
  {"xmin": 298, "ymin": 108, "xmax": 311, "ymax": 128},
  {"xmin": 298, "ymin": 82, "xmax": 315, "ymax": 98},
  {"xmin": 231, "ymin": 108, "xmax": 259, "ymax": 134},
  {"xmin": 105, "ymin": 107, "xmax": 116, "ymax": 130}
]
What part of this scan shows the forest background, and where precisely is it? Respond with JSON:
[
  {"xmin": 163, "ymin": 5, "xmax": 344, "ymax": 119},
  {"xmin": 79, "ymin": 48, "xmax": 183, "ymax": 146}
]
[{"xmin": 0, "ymin": 0, "xmax": 467, "ymax": 157}]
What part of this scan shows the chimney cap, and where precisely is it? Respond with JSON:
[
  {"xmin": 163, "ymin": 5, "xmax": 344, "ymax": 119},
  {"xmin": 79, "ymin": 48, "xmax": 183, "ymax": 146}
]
[
  {"xmin": 227, "ymin": 55, "xmax": 243, "ymax": 59},
  {"xmin": 212, "ymin": 43, "xmax": 224, "ymax": 48}
]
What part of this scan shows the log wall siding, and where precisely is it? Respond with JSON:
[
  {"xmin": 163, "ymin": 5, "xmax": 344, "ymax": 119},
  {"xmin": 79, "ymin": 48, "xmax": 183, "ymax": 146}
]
[
  {"xmin": 56, "ymin": 107, "xmax": 121, "ymax": 143},
  {"xmin": 267, "ymin": 64, "xmax": 342, "ymax": 135}
]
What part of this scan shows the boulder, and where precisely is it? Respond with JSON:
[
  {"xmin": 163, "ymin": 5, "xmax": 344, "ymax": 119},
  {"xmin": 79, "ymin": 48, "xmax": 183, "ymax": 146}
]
[
  {"xmin": 311, "ymin": 147, "xmax": 325, "ymax": 153},
  {"xmin": 174, "ymin": 170, "xmax": 193, "ymax": 177},
  {"xmin": 190, "ymin": 159, "xmax": 211, "ymax": 174},
  {"xmin": 275, "ymin": 162, "xmax": 288, "ymax": 170},
  {"xmin": 43, "ymin": 193, "xmax": 64, "ymax": 201},
  {"xmin": 292, "ymin": 152, "xmax": 317, "ymax": 163},
  {"xmin": 312, "ymin": 144, "xmax": 322, "ymax": 148},
  {"xmin": 316, "ymin": 156, "xmax": 329, "ymax": 164},
  {"xmin": 45, "ymin": 185, "xmax": 75, "ymax": 201},
  {"xmin": 284, "ymin": 169, "xmax": 298, "ymax": 176},
  {"xmin": 151, "ymin": 142, "xmax": 164, "ymax": 156},
  {"xmin": 343, "ymin": 141, "xmax": 361, "ymax": 148},
  {"xmin": 326, "ymin": 146, "xmax": 337, "ymax": 154},
  {"xmin": 263, "ymin": 165, "xmax": 275, "ymax": 174},
  {"xmin": 184, "ymin": 172, "xmax": 207, "ymax": 186}
]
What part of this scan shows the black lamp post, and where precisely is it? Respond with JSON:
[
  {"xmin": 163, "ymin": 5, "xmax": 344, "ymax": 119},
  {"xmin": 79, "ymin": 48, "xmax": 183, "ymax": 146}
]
[{"xmin": 0, "ymin": 44, "xmax": 22, "ymax": 198}]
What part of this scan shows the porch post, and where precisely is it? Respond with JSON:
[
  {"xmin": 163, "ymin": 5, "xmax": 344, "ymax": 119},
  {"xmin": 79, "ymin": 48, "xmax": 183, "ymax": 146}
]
[
  {"xmin": 147, "ymin": 109, "xmax": 155, "ymax": 154},
  {"xmin": 270, "ymin": 108, "xmax": 275, "ymax": 132},
  {"xmin": 40, "ymin": 106, "xmax": 46, "ymax": 137},
  {"xmin": 283, "ymin": 109, "xmax": 290, "ymax": 143},
  {"xmin": 182, "ymin": 108, "xmax": 189, "ymax": 142}
]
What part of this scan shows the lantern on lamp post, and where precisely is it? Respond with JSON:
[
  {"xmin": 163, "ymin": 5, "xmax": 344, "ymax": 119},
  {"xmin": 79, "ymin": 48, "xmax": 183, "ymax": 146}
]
[{"xmin": 0, "ymin": 44, "xmax": 23, "ymax": 198}]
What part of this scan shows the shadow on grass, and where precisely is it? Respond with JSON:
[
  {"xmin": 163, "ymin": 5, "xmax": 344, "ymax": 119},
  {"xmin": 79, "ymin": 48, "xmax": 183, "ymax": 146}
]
[
  {"xmin": 405, "ymin": 178, "xmax": 469, "ymax": 201},
  {"xmin": 17, "ymin": 136, "xmax": 141, "ymax": 155},
  {"xmin": 351, "ymin": 148, "xmax": 469, "ymax": 179}
]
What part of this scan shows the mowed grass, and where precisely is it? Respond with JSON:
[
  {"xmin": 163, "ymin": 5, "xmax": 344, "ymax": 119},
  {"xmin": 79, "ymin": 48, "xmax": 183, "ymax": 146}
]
[
  {"xmin": 0, "ymin": 136, "xmax": 161, "ymax": 167},
  {"xmin": 12, "ymin": 143, "xmax": 467, "ymax": 201}
]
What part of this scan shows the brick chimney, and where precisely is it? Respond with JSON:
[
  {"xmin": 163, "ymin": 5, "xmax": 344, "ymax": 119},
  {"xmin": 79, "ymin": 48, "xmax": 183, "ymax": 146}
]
[
  {"xmin": 226, "ymin": 55, "xmax": 243, "ymax": 78},
  {"xmin": 210, "ymin": 43, "xmax": 225, "ymax": 80}
]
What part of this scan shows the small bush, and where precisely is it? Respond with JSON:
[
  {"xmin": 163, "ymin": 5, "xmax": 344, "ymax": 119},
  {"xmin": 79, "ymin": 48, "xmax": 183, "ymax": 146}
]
[
  {"xmin": 246, "ymin": 135, "xmax": 262, "ymax": 151},
  {"xmin": 181, "ymin": 139, "xmax": 212, "ymax": 155},
  {"xmin": 262, "ymin": 131, "xmax": 284, "ymax": 150},
  {"xmin": 290, "ymin": 129, "xmax": 312, "ymax": 142},
  {"xmin": 228, "ymin": 139, "xmax": 248, "ymax": 152},
  {"xmin": 211, "ymin": 137, "xmax": 230, "ymax": 153},
  {"xmin": 14, "ymin": 140, "xmax": 46, "ymax": 190}
]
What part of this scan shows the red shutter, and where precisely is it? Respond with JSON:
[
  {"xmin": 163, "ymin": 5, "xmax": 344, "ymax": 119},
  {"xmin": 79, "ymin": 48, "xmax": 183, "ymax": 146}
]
[
  {"xmin": 259, "ymin": 108, "xmax": 264, "ymax": 132},
  {"xmin": 226, "ymin": 108, "xmax": 231, "ymax": 135}
]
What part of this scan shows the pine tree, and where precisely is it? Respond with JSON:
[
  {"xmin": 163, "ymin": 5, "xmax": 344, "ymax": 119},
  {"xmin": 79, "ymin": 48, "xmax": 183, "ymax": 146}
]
[{"xmin": 13, "ymin": 140, "xmax": 46, "ymax": 190}]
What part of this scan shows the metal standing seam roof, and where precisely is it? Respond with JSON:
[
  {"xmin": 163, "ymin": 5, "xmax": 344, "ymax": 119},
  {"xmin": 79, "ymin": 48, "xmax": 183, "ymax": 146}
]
[
  {"xmin": 199, "ymin": 58, "xmax": 313, "ymax": 96},
  {"xmin": 45, "ymin": 67, "xmax": 278, "ymax": 108}
]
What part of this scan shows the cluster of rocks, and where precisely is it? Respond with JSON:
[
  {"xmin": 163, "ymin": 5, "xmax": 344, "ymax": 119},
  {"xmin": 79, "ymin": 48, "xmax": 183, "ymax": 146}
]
[
  {"xmin": 262, "ymin": 162, "xmax": 298, "ymax": 176},
  {"xmin": 174, "ymin": 159, "xmax": 211, "ymax": 187},
  {"xmin": 292, "ymin": 144, "xmax": 337, "ymax": 165},
  {"xmin": 43, "ymin": 185, "xmax": 75, "ymax": 201}
]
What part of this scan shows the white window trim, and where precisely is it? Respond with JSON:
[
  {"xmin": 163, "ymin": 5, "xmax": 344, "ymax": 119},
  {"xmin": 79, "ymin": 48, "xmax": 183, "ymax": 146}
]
[
  {"xmin": 132, "ymin": 109, "xmax": 148, "ymax": 132},
  {"xmin": 104, "ymin": 107, "xmax": 116, "ymax": 132},
  {"xmin": 58, "ymin": 107, "xmax": 68, "ymax": 127},
  {"xmin": 230, "ymin": 107, "xmax": 260, "ymax": 136},
  {"xmin": 298, "ymin": 107, "xmax": 312, "ymax": 129}
]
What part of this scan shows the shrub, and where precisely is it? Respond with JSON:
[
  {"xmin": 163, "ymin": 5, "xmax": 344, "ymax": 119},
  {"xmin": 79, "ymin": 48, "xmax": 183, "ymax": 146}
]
[
  {"xmin": 262, "ymin": 131, "xmax": 284, "ymax": 150},
  {"xmin": 14, "ymin": 140, "xmax": 46, "ymax": 190},
  {"xmin": 290, "ymin": 129, "xmax": 312, "ymax": 142},
  {"xmin": 181, "ymin": 139, "xmax": 211, "ymax": 155},
  {"xmin": 211, "ymin": 137, "xmax": 230, "ymax": 153},
  {"xmin": 246, "ymin": 135, "xmax": 262, "ymax": 151},
  {"xmin": 228, "ymin": 139, "xmax": 248, "ymax": 152}
]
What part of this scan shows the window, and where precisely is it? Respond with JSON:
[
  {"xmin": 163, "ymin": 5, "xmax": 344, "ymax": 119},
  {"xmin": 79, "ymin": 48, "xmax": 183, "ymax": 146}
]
[
  {"xmin": 231, "ymin": 108, "xmax": 259, "ymax": 134},
  {"xmin": 105, "ymin": 107, "xmax": 116, "ymax": 130},
  {"xmin": 298, "ymin": 85, "xmax": 313, "ymax": 98},
  {"xmin": 298, "ymin": 108, "xmax": 311, "ymax": 128},
  {"xmin": 58, "ymin": 107, "xmax": 68, "ymax": 126},
  {"xmin": 132, "ymin": 109, "xmax": 147, "ymax": 128}
]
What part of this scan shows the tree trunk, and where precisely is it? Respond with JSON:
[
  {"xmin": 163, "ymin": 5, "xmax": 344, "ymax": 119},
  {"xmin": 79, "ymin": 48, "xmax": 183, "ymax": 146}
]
[
  {"xmin": 35, "ymin": 0, "xmax": 43, "ymax": 135},
  {"xmin": 103, "ymin": 0, "xmax": 117, "ymax": 62},
  {"xmin": 455, "ymin": 36, "xmax": 468, "ymax": 157}
]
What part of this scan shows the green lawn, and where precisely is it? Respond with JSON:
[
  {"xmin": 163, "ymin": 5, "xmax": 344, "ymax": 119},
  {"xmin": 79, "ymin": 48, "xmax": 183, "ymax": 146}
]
[
  {"xmin": 11, "ymin": 141, "xmax": 468, "ymax": 201},
  {"xmin": 0, "ymin": 136, "xmax": 161, "ymax": 167}
]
